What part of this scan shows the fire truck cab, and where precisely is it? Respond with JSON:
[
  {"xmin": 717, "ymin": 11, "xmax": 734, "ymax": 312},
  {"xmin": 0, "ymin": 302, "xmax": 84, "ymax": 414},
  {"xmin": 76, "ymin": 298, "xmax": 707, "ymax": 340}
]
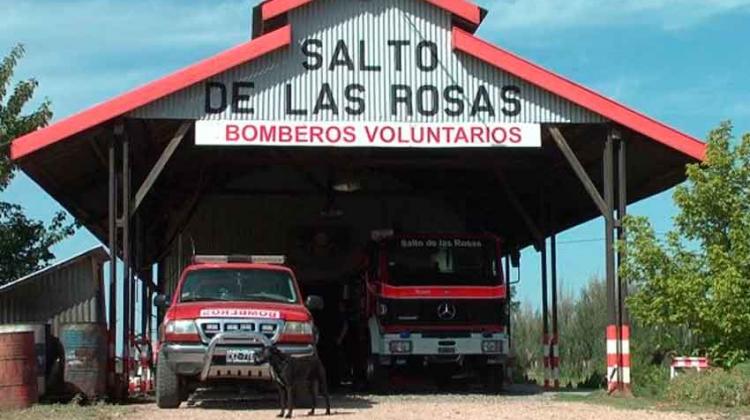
[
  {"xmin": 154, "ymin": 255, "xmax": 323, "ymax": 408},
  {"xmin": 361, "ymin": 232, "xmax": 509, "ymax": 389}
]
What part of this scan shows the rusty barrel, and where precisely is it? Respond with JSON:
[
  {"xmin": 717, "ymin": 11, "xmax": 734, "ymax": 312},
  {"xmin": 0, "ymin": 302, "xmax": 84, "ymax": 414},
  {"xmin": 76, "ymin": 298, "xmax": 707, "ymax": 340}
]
[
  {"xmin": 60, "ymin": 323, "xmax": 107, "ymax": 399},
  {"xmin": 0, "ymin": 326, "xmax": 38, "ymax": 410}
]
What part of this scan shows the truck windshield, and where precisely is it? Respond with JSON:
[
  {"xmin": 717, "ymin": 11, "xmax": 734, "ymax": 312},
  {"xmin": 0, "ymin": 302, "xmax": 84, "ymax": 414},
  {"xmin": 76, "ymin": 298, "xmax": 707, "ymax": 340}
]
[
  {"xmin": 179, "ymin": 269, "xmax": 297, "ymax": 303},
  {"xmin": 386, "ymin": 238, "xmax": 500, "ymax": 286}
]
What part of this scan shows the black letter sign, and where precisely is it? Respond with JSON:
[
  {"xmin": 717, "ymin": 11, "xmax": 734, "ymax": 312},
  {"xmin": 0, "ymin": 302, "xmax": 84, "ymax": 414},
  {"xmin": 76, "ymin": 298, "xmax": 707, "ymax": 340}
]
[
  {"xmin": 329, "ymin": 40, "xmax": 355, "ymax": 71},
  {"xmin": 231, "ymin": 82, "xmax": 254, "ymax": 114},
  {"xmin": 501, "ymin": 85, "xmax": 522, "ymax": 117},
  {"xmin": 416, "ymin": 41, "xmax": 438, "ymax": 72},
  {"xmin": 205, "ymin": 82, "xmax": 227, "ymax": 114},
  {"xmin": 301, "ymin": 39, "xmax": 323, "ymax": 70},
  {"xmin": 387, "ymin": 40, "xmax": 410, "ymax": 72}
]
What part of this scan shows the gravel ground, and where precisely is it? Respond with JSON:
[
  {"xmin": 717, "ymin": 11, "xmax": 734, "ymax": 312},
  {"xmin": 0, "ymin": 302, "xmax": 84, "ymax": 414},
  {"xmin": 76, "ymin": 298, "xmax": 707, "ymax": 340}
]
[{"xmin": 123, "ymin": 391, "xmax": 727, "ymax": 420}]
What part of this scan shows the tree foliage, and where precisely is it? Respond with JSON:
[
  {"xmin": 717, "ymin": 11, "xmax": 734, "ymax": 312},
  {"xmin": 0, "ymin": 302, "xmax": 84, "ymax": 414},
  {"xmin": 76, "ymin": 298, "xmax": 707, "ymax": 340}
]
[
  {"xmin": 622, "ymin": 122, "xmax": 750, "ymax": 367},
  {"xmin": 0, "ymin": 44, "xmax": 52, "ymax": 188},
  {"xmin": 0, "ymin": 44, "xmax": 74, "ymax": 285},
  {"xmin": 512, "ymin": 276, "xmax": 607, "ymax": 387},
  {"xmin": 0, "ymin": 202, "xmax": 74, "ymax": 282}
]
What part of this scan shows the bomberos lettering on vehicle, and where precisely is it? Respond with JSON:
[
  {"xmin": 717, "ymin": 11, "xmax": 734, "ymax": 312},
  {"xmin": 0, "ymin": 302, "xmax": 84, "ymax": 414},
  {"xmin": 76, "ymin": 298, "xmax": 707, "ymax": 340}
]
[{"xmin": 198, "ymin": 308, "xmax": 281, "ymax": 319}]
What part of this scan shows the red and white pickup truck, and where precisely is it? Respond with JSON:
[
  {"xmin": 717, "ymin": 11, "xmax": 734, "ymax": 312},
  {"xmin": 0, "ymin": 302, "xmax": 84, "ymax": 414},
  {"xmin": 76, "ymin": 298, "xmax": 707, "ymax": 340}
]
[{"xmin": 154, "ymin": 255, "xmax": 323, "ymax": 408}]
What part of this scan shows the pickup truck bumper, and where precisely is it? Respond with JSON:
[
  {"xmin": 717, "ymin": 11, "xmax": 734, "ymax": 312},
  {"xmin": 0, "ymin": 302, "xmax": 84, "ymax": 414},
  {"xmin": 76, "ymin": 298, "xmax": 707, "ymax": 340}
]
[{"xmin": 160, "ymin": 332, "xmax": 314, "ymax": 380}]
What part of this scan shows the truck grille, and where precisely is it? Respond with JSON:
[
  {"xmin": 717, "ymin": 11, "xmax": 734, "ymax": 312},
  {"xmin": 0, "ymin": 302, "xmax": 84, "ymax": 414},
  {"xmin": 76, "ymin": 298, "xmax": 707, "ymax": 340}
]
[
  {"xmin": 196, "ymin": 319, "xmax": 281, "ymax": 343},
  {"xmin": 379, "ymin": 298, "xmax": 505, "ymax": 326}
]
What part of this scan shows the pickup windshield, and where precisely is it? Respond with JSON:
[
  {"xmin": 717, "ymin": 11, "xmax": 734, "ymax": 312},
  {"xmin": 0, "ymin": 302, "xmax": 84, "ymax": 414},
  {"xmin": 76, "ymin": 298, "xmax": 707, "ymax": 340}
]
[
  {"xmin": 386, "ymin": 237, "xmax": 500, "ymax": 286},
  {"xmin": 179, "ymin": 269, "xmax": 297, "ymax": 303}
]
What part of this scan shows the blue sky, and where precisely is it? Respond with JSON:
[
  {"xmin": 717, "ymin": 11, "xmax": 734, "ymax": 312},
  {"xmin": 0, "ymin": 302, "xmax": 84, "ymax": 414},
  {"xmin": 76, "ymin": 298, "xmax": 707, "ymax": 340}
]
[{"xmin": 1, "ymin": 0, "xmax": 749, "ymax": 310}]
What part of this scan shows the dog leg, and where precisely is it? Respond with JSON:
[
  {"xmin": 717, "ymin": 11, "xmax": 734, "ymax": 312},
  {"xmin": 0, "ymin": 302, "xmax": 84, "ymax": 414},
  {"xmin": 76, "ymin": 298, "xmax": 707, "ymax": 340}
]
[
  {"xmin": 318, "ymin": 367, "xmax": 331, "ymax": 415},
  {"xmin": 307, "ymin": 380, "xmax": 317, "ymax": 416},
  {"xmin": 277, "ymin": 386, "xmax": 286, "ymax": 418},
  {"xmin": 285, "ymin": 383, "xmax": 294, "ymax": 418}
]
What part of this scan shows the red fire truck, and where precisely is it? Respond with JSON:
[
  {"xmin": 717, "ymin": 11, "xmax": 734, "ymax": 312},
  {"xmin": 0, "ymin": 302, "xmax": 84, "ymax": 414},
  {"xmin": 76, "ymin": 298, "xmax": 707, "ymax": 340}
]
[
  {"xmin": 359, "ymin": 232, "xmax": 509, "ymax": 389},
  {"xmin": 153, "ymin": 255, "xmax": 323, "ymax": 408}
]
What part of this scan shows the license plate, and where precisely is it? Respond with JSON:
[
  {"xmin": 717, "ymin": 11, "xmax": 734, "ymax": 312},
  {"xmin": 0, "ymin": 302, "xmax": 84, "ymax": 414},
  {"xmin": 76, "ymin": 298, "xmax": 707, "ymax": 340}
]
[
  {"xmin": 438, "ymin": 347, "xmax": 456, "ymax": 354},
  {"xmin": 226, "ymin": 349, "xmax": 256, "ymax": 364}
]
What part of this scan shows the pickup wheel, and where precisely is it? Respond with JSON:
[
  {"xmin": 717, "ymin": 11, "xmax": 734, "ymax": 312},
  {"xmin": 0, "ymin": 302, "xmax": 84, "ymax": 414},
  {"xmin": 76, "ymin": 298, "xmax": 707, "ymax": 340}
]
[{"xmin": 156, "ymin": 354, "xmax": 182, "ymax": 408}]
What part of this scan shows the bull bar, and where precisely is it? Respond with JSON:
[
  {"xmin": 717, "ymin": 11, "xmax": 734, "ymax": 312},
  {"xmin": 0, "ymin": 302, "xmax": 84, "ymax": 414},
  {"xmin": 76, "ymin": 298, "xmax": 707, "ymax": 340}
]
[{"xmin": 161, "ymin": 331, "xmax": 315, "ymax": 380}]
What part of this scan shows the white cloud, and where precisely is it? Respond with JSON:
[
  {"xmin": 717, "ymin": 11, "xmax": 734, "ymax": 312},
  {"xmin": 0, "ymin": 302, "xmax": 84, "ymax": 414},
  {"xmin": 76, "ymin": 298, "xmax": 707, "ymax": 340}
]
[{"xmin": 475, "ymin": 0, "xmax": 750, "ymax": 31}]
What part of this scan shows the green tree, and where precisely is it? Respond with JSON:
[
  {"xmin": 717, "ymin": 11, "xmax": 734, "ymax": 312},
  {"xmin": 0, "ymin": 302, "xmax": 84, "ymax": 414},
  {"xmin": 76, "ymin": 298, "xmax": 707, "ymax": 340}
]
[
  {"xmin": 511, "ymin": 302, "xmax": 542, "ymax": 381},
  {"xmin": 0, "ymin": 44, "xmax": 74, "ymax": 285},
  {"xmin": 511, "ymin": 277, "xmax": 607, "ymax": 388},
  {"xmin": 622, "ymin": 122, "xmax": 750, "ymax": 367},
  {"xmin": 559, "ymin": 277, "xmax": 607, "ymax": 387}
]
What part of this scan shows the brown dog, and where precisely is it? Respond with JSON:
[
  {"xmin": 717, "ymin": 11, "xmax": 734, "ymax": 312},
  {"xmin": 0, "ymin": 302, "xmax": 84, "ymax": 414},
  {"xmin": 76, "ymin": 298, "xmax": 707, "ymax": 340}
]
[{"xmin": 261, "ymin": 345, "xmax": 331, "ymax": 418}]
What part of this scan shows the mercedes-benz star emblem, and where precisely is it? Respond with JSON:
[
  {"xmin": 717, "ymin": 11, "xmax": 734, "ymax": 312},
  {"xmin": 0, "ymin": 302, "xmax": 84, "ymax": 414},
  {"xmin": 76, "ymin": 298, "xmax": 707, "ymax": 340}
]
[{"xmin": 437, "ymin": 302, "xmax": 457, "ymax": 320}]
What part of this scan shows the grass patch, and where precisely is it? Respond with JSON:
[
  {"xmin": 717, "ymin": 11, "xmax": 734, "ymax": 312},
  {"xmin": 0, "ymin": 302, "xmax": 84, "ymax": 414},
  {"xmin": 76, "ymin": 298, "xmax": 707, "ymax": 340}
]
[
  {"xmin": 665, "ymin": 367, "xmax": 750, "ymax": 408},
  {"xmin": 0, "ymin": 402, "xmax": 135, "ymax": 420},
  {"xmin": 556, "ymin": 389, "xmax": 750, "ymax": 418},
  {"xmin": 556, "ymin": 390, "xmax": 659, "ymax": 411}
]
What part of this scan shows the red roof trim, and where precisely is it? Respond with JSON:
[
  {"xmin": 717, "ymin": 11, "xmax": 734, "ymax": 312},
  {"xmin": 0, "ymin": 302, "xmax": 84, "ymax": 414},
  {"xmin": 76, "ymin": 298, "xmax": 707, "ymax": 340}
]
[
  {"xmin": 11, "ymin": 25, "xmax": 293, "ymax": 161},
  {"xmin": 452, "ymin": 27, "xmax": 706, "ymax": 161},
  {"xmin": 262, "ymin": 0, "xmax": 312, "ymax": 21},
  {"xmin": 262, "ymin": 0, "xmax": 482, "ymax": 26}
]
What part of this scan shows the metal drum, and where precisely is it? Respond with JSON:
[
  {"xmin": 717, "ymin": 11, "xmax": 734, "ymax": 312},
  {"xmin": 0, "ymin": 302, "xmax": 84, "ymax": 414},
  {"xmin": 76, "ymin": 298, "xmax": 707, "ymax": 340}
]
[
  {"xmin": 59, "ymin": 323, "xmax": 107, "ymax": 399},
  {"xmin": 0, "ymin": 326, "xmax": 38, "ymax": 409},
  {"xmin": 25, "ymin": 325, "xmax": 47, "ymax": 396}
]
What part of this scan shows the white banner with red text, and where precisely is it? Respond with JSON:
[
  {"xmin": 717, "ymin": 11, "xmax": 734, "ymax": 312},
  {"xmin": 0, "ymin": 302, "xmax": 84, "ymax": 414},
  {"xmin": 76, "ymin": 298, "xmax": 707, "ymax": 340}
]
[{"xmin": 195, "ymin": 120, "xmax": 541, "ymax": 148}]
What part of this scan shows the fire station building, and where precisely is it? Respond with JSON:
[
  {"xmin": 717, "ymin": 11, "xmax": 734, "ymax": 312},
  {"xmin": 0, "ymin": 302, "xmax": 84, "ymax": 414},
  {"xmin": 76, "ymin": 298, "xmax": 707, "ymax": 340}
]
[{"xmin": 10, "ymin": 0, "xmax": 706, "ymax": 394}]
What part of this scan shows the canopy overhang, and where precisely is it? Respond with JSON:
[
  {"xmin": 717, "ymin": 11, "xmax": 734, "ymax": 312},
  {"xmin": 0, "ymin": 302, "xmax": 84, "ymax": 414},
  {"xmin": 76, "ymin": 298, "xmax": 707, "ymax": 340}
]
[{"xmin": 10, "ymin": 0, "xmax": 705, "ymax": 266}]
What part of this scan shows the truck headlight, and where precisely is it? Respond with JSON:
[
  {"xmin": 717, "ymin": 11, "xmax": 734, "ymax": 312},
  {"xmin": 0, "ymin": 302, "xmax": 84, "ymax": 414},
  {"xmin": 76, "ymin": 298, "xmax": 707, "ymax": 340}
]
[
  {"xmin": 164, "ymin": 319, "xmax": 200, "ymax": 342},
  {"xmin": 389, "ymin": 341, "xmax": 412, "ymax": 354},
  {"xmin": 165, "ymin": 319, "xmax": 198, "ymax": 335},
  {"xmin": 482, "ymin": 340, "xmax": 503, "ymax": 354},
  {"xmin": 282, "ymin": 321, "xmax": 313, "ymax": 336}
]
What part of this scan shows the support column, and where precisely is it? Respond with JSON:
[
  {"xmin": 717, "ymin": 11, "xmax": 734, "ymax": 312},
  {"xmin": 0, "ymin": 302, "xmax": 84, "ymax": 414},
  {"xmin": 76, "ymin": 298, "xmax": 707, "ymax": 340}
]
[
  {"xmin": 616, "ymin": 135, "xmax": 631, "ymax": 393},
  {"xmin": 504, "ymin": 256, "xmax": 512, "ymax": 348},
  {"xmin": 121, "ymin": 132, "xmax": 132, "ymax": 392},
  {"xmin": 107, "ymin": 138, "xmax": 118, "ymax": 398},
  {"xmin": 540, "ymin": 238, "xmax": 549, "ymax": 390},
  {"xmin": 549, "ymin": 125, "xmax": 629, "ymax": 394},
  {"xmin": 604, "ymin": 129, "xmax": 629, "ymax": 394},
  {"xmin": 550, "ymin": 232, "xmax": 559, "ymax": 389}
]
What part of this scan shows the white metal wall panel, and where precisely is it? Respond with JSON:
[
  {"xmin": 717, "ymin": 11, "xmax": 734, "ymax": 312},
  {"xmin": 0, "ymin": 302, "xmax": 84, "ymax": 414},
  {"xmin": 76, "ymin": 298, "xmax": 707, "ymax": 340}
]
[
  {"xmin": 0, "ymin": 253, "xmax": 107, "ymax": 337},
  {"xmin": 131, "ymin": 0, "xmax": 604, "ymax": 124}
]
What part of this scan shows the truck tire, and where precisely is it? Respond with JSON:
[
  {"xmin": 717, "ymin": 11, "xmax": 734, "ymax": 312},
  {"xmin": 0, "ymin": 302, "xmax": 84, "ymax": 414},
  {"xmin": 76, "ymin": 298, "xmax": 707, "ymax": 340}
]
[
  {"xmin": 481, "ymin": 365, "xmax": 505, "ymax": 394},
  {"xmin": 156, "ymin": 355, "xmax": 182, "ymax": 408},
  {"xmin": 366, "ymin": 355, "xmax": 388, "ymax": 393}
]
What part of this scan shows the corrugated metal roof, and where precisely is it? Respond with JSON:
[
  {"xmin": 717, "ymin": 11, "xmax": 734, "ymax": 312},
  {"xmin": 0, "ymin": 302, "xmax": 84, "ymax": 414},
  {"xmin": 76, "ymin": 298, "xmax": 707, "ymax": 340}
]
[
  {"xmin": 0, "ymin": 246, "xmax": 108, "ymax": 294},
  {"xmin": 0, "ymin": 245, "xmax": 108, "ymax": 337}
]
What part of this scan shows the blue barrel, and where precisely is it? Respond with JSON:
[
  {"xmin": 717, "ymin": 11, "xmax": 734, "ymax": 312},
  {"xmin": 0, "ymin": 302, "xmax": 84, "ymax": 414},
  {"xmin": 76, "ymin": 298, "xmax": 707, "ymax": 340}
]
[{"xmin": 59, "ymin": 323, "xmax": 107, "ymax": 399}]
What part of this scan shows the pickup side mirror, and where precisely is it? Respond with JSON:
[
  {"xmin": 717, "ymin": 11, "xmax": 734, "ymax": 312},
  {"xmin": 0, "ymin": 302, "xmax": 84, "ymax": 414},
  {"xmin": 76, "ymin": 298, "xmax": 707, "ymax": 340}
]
[
  {"xmin": 154, "ymin": 294, "xmax": 171, "ymax": 309},
  {"xmin": 305, "ymin": 295, "xmax": 324, "ymax": 311}
]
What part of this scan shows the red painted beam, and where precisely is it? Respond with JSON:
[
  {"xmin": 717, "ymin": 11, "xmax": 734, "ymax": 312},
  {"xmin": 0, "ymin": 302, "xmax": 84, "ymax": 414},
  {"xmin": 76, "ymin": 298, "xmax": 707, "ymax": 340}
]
[
  {"xmin": 261, "ymin": 0, "xmax": 482, "ymax": 26},
  {"xmin": 11, "ymin": 25, "xmax": 293, "ymax": 160}
]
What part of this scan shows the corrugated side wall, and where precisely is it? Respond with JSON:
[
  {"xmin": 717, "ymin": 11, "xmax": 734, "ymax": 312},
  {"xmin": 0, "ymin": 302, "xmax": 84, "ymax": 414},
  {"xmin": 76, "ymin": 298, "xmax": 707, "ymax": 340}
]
[
  {"xmin": 131, "ymin": 0, "xmax": 605, "ymax": 124},
  {"xmin": 0, "ymin": 257, "xmax": 106, "ymax": 338}
]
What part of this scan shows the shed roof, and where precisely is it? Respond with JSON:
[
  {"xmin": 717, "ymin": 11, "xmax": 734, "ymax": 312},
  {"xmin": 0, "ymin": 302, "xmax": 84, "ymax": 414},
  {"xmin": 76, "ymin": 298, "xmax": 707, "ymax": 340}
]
[
  {"xmin": 7, "ymin": 0, "xmax": 706, "ymax": 261},
  {"xmin": 0, "ymin": 246, "xmax": 109, "ymax": 294}
]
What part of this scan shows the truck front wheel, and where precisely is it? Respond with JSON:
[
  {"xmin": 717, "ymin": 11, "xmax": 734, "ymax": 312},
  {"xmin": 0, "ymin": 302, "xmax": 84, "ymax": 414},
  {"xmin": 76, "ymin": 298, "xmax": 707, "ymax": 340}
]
[
  {"xmin": 156, "ymin": 354, "xmax": 182, "ymax": 408},
  {"xmin": 366, "ymin": 355, "xmax": 388, "ymax": 393},
  {"xmin": 481, "ymin": 365, "xmax": 505, "ymax": 393}
]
